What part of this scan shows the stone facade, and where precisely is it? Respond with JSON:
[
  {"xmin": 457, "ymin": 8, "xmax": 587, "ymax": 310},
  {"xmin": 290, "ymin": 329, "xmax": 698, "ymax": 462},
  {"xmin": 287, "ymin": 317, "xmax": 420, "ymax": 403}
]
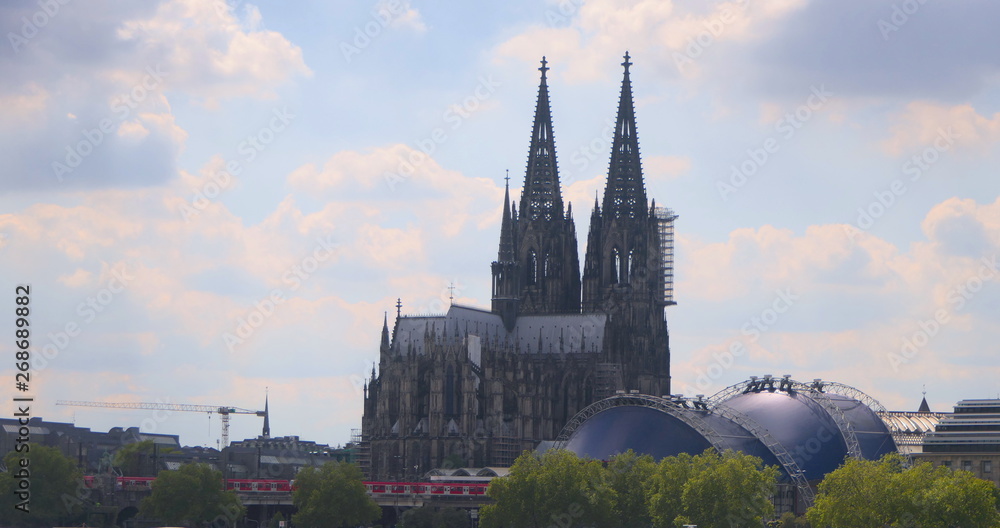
[{"xmin": 362, "ymin": 54, "xmax": 674, "ymax": 480}]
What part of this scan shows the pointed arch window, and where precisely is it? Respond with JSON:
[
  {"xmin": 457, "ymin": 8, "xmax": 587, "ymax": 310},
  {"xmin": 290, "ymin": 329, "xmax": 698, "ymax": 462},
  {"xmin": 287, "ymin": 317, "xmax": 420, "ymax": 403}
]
[
  {"xmin": 527, "ymin": 250, "xmax": 538, "ymax": 285},
  {"xmin": 627, "ymin": 249, "xmax": 635, "ymax": 282},
  {"xmin": 543, "ymin": 254, "xmax": 551, "ymax": 278},
  {"xmin": 611, "ymin": 248, "xmax": 621, "ymax": 284},
  {"xmin": 445, "ymin": 364, "xmax": 456, "ymax": 416}
]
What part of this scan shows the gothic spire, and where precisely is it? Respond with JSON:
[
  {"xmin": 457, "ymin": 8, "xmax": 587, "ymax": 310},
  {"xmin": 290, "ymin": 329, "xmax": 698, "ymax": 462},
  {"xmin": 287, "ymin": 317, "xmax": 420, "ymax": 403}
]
[
  {"xmin": 498, "ymin": 172, "xmax": 516, "ymax": 262},
  {"xmin": 602, "ymin": 51, "xmax": 647, "ymax": 219},
  {"xmin": 381, "ymin": 312, "xmax": 390, "ymax": 350},
  {"xmin": 262, "ymin": 391, "xmax": 270, "ymax": 438},
  {"xmin": 519, "ymin": 56, "xmax": 565, "ymax": 222}
]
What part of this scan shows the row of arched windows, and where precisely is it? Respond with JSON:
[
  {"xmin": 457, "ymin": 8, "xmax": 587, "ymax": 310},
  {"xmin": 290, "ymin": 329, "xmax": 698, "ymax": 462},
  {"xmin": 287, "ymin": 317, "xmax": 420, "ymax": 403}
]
[
  {"xmin": 526, "ymin": 250, "xmax": 554, "ymax": 285},
  {"xmin": 610, "ymin": 247, "xmax": 636, "ymax": 284}
]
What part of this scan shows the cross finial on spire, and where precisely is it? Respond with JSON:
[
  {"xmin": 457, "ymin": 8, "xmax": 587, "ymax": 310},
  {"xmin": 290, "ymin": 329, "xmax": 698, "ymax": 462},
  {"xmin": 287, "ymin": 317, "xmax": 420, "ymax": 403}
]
[
  {"xmin": 448, "ymin": 282, "xmax": 455, "ymax": 305},
  {"xmin": 396, "ymin": 297, "xmax": 402, "ymax": 318},
  {"xmin": 505, "ymin": 169, "xmax": 510, "ymax": 186},
  {"xmin": 539, "ymin": 56, "xmax": 549, "ymax": 78},
  {"xmin": 622, "ymin": 51, "xmax": 632, "ymax": 72}
]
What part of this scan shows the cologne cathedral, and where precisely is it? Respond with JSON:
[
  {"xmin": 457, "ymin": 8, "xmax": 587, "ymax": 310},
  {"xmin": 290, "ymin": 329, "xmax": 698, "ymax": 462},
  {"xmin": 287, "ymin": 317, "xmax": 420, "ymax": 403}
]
[{"xmin": 361, "ymin": 54, "xmax": 677, "ymax": 480}]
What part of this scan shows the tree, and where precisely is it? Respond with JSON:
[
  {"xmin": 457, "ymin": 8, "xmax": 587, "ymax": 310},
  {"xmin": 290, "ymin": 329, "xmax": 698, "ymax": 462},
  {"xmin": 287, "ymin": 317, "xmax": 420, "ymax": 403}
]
[
  {"xmin": 140, "ymin": 463, "xmax": 244, "ymax": 527},
  {"xmin": 113, "ymin": 439, "xmax": 177, "ymax": 476},
  {"xmin": 0, "ymin": 445, "xmax": 84, "ymax": 527},
  {"xmin": 401, "ymin": 505, "xmax": 469, "ymax": 528},
  {"xmin": 480, "ymin": 449, "xmax": 613, "ymax": 528},
  {"xmin": 268, "ymin": 511, "xmax": 286, "ymax": 528},
  {"xmin": 807, "ymin": 453, "xmax": 1000, "ymax": 528},
  {"xmin": 775, "ymin": 511, "xmax": 810, "ymax": 528},
  {"xmin": 683, "ymin": 450, "xmax": 778, "ymax": 528},
  {"xmin": 292, "ymin": 461, "xmax": 381, "ymax": 528},
  {"xmin": 647, "ymin": 449, "xmax": 778, "ymax": 528},
  {"xmin": 647, "ymin": 452, "xmax": 695, "ymax": 528},
  {"xmin": 605, "ymin": 450, "xmax": 656, "ymax": 528}
]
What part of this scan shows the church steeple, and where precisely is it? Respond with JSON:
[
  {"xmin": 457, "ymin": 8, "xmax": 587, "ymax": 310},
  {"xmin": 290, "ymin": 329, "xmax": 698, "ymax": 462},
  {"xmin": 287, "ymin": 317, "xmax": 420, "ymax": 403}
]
[
  {"xmin": 512, "ymin": 57, "xmax": 581, "ymax": 315},
  {"xmin": 380, "ymin": 312, "xmax": 390, "ymax": 350},
  {"xmin": 262, "ymin": 391, "xmax": 270, "ymax": 439},
  {"xmin": 498, "ymin": 173, "xmax": 515, "ymax": 262},
  {"xmin": 602, "ymin": 52, "xmax": 647, "ymax": 220},
  {"xmin": 581, "ymin": 52, "xmax": 670, "ymax": 396},
  {"xmin": 519, "ymin": 57, "xmax": 565, "ymax": 222},
  {"xmin": 492, "ymin": 172, "xmax": 521, "ymax": 329}
]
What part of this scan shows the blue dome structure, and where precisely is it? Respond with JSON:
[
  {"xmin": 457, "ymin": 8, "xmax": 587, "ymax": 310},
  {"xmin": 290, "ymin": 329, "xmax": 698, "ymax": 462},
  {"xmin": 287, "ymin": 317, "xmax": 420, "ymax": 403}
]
[{"xmin": 556, "ymin": 376, "xmax": 898, "ymax": 507}]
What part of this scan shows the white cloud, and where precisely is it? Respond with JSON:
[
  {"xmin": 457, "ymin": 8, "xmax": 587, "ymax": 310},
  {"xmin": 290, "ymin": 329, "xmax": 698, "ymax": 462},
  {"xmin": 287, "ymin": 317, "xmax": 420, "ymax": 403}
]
[
  {"xmin": 117, "ymin": 0, "xmax": 312, "ymax": 102},
  {"xmin": 493, "ymin": 0, "xmax": 806, "ymax": 82},
  {"xmin": 674, "ymin": 196, "xmax": 1000, "ymax": 406},
  {"xmin": 882, "ymin": 102, "xmax": 1000, "ymax": 156},
  {"xmin": 0, "ymin": 0, "xmax": 309, "ymax": 191}
]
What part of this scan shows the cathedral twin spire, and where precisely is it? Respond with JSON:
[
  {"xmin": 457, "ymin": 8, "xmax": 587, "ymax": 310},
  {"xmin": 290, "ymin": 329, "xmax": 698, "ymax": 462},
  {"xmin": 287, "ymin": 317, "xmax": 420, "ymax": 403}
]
[
  {"xmin": 603, "ymin": 52, "xmax": 648, "ymax": 220},
  {"xmin": 493, "ymin": 52, "xmax": 651, "ymax": 319},
  {"xmin": 519, "ymin": 57, "xmax": 565, "ymax": 223}
]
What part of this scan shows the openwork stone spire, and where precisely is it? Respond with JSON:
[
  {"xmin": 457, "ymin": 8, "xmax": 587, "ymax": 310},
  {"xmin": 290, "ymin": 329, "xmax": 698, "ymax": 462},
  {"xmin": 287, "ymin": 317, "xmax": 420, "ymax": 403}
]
[
  {"xmin": 519, "ymin": 57, "xmax": 565, "ymax": 222},
  {"xmin": 602, "ymin": 52, "xmax": 647, "ymax": 219},
  {"xmin": 497, "ymin": 172, "xmax": 515, "ymax": 262}
]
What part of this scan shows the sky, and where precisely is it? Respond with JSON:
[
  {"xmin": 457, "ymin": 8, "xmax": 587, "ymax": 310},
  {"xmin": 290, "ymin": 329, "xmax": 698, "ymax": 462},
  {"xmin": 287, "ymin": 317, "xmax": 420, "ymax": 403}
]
[{"xmin": 2, "ymin": 0, "xmax": 999, "ymax": 450}]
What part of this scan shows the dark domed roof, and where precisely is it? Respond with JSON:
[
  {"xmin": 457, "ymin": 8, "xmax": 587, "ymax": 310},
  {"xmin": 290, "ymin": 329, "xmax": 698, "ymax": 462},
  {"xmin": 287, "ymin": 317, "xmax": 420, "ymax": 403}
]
[
  {"xmin": 558, "ymin": 378, "xmax": 897, "ymax": 484},
  {"xmin": 564, "ymin": 405, "xmax": 711, "ymax": 460}
]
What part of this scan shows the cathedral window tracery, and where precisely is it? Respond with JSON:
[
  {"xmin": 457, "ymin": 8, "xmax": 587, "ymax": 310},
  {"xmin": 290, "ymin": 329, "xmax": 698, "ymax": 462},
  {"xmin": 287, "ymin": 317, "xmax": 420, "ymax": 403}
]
[
  {"xmin": 528, "ymin": 250, "xmax": 538, "ymax": 285},
  {"xmin": 611, "ymin": 247, "xmax": 621, "ymax": 284}
]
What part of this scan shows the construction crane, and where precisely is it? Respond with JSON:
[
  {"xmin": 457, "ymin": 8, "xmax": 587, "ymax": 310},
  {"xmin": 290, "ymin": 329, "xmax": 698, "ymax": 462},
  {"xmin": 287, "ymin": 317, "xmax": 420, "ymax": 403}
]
[{"xmin": 56, "ymin": 400, "xmax": 266, "ymax": 448}]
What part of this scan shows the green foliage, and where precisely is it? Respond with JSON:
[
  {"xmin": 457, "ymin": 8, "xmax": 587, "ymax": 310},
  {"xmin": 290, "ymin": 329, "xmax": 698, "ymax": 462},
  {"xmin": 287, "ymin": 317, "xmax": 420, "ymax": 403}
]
[
  {"xmin": 807, "ymin": 453, "xmax": 1000, "ymax": 528},
  {"xmin": 113, "ymin": 439, "xmax": 177, "ymax": 476},
  {"xmin": 140, "ymin": 463, "xmax": 244, "ymax": 526},
  {"xmin": 0, "ymin": 445, "xmax": 84, "ymax": 527},
  {"xmin": 292, "ymin": 461, "xmax": 381, "ymax": 528},
  {"xmin": 647, "ymin": 452, "xmax": 695, "ymax": 527},
  {"xmin": 480, "ymin": 449, "xmax": 612, "ymax": 528},
  {"xmin": 268, "ymin": 511, "xmax": 286, "ymax": 528},
  {"xmin": 774, "ymin": 511, "xmax": 810, "ymax": 528},
  {"xmin": 605, "ymin": 450, "xmax": 656, "ymax": 528},
  {"xmin": 482, "ymin": 449, "xmax": 777, "ymax": 528},
  {"xmin": 401, "ymin": 505, "xmax": 469, "ymax": 528},
  {"xmin": 647, "ymin": 449, "xmax": 777, "ymax": 528}
]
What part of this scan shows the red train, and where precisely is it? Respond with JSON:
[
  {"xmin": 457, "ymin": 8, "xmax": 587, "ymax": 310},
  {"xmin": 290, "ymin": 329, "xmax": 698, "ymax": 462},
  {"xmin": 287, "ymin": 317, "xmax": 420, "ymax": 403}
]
[
  {"xmin": 83, "ymin": 476, "xmax": 489, "ymax": 497},
  {"xmin": 364, "ymin": 481, "xmax": 488, "ymax": 496}
]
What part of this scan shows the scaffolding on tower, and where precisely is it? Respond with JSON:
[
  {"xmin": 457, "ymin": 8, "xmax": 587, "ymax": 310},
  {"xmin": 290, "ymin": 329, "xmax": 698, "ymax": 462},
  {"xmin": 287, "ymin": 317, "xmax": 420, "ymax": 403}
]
[
  {"xmin": 351, "ymin": 428, "xmax": 371, "ymax": 479},
  {"xmin": 654, "ymin": 207, "xmax": 678, "ymax": 306}
]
